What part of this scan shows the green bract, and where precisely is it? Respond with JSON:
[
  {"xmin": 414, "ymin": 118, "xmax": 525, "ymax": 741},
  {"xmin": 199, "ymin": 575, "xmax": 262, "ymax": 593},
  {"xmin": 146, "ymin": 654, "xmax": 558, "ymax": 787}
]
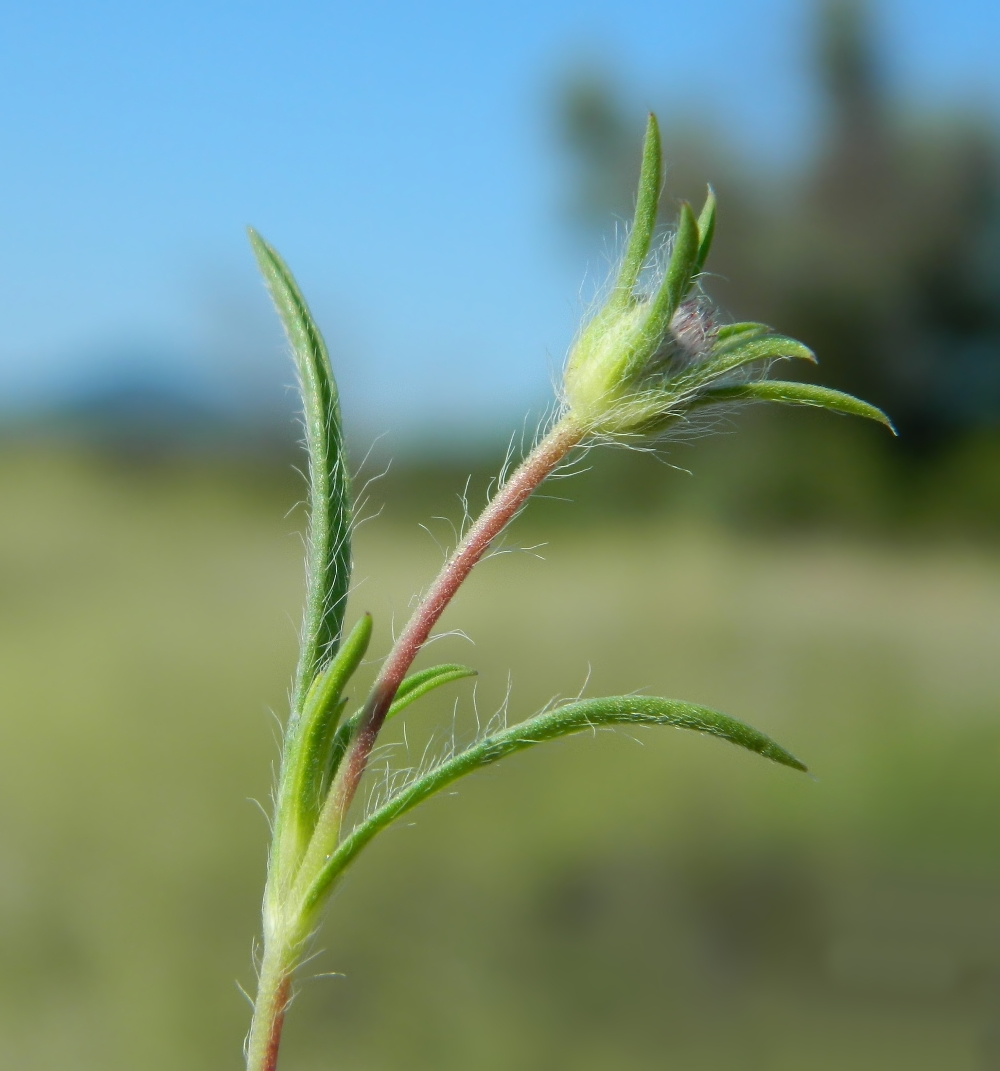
[{"xmin": 562, "ymin": 114, "xmax": 895, "ymax": 439}]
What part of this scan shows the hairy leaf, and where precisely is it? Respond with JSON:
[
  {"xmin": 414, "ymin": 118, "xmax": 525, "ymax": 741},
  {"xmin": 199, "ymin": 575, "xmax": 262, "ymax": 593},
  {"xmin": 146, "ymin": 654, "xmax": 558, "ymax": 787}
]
[
  {"xmin": 283, "ymin": 614, "xmax": 373, "ymax": 836},
  {"xmin": 249, "ymin": 229, "xmax": 353, "ymax": 715},
  {"xmin": 323, "ymin": 664, "xmax": 477, "ymax": 793},
  {"xmin": 661, "ymin": 333, "xmax": 817, "ymax": 408},
  {"xmin": 388, "ymin": 663, "xmax": 478, "ymax": 719},
  {"xmin": 647, "ymin": 202, "xmax": 700, "ymax": 338},
  {"xmin": 699, "ymin": 380, "xmax": 896, "ymax": 431},
  {"xmin": 693, "ymin": 186, "xmax": 716, "ymax": 277},
  {"xmin": 705, "ymin": 332, "xmax": 816, "ymax": 376},
  {"xmin": 714, "ymin": 321, "xmax": 771, "ymax": 343},
  {"xmin": 613, "ymin": 113, "xmax": 662, "ymax": 307},
  {"xmin": 301, "ymin": 695, "xmax": 805, "ymax": 910}
]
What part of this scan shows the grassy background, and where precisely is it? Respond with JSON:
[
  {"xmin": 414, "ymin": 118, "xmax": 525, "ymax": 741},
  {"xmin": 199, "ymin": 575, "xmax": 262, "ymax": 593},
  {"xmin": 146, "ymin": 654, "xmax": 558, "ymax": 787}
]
[{"xmin": 1, "ymin": 438, "xmax": 1000, "ymax": 1069}]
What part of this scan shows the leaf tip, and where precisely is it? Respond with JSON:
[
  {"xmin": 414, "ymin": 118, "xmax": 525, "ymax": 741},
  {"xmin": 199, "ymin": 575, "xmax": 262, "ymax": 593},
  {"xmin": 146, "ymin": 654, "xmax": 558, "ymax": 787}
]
[{"xmin": 775, "ymin": 750, "xmax": 808, "ymax": 773}]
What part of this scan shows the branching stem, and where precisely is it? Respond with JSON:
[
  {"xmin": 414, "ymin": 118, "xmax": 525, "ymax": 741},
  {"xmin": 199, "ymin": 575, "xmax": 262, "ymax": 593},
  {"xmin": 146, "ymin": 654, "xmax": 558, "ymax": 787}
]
[{"xmin": 247, "ymin": 414, "xmax": 582, "ymax": 1071}]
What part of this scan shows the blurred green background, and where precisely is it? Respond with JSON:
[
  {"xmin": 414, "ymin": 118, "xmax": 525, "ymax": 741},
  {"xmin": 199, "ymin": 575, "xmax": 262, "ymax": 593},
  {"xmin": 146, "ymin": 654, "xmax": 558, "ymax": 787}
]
[
  {"xmin": 3, "ymin": 435, "xmax": 1000, "ymax": 1071},
  {"xmin": 4, "ymin": 0, "xmax": 1000, "ymax": 1068}
]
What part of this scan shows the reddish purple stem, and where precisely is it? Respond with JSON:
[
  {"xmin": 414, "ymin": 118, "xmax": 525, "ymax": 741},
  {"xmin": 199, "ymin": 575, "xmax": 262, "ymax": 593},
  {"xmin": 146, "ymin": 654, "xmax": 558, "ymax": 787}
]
[
  {"xmin": 257, "ymin": 973, "xmax": 290, "ymax": 1071},
  {"xmin": 330, "ymin": 417, "xmax": 582, "ymax": 820}
]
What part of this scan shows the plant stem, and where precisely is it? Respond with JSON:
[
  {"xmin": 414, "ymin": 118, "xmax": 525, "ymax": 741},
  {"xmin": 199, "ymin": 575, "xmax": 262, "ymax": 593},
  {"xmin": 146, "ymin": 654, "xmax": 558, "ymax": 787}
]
[
  {"xmin": 249, "ymin": 413, "xmax": 583, "ymax": 1071},
  {"xmin": 246, "ymin": 939, "xmax": 293, "ymax": 1071},
  {"xmin": 329, "ymin": 413, "xmax": 583, "ymax": 823}
]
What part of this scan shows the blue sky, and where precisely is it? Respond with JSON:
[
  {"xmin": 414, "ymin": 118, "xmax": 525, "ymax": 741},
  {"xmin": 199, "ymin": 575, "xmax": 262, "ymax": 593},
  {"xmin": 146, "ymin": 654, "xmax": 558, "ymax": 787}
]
[{"xmin": 0, "ymin": 0, "xmax": 998, "ymax": 441}]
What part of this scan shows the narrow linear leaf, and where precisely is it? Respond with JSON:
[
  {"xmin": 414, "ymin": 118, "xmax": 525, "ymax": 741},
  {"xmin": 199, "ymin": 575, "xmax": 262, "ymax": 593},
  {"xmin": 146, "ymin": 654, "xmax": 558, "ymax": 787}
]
[
  {"xmin": 323, "ymin": 664, "xmax": 477, "ymax": 793},
  {"xmin": 281, "ymin": 613, "xmax": 373, "ymax": 837},
  {"xmin": 249, "ymin": 229, "xmax": 353, "ymax": 714},
  {"xmin": 613, "ymin": 113, "xmax": 662, "ymax": 306},
  {"xmin": 301, "ymin": 614, "xmax": 373, "ymax": 725},
  {"xmin": 693, "ymin": 185, "xmax": 716, "ymax": 277},
  {"xmin": 388, "ymin": 664, "xmax": 478, "ymax": 719},
  {"xmin": 707, "ymin": 332, "xmax": 817, "ymax": 373},
  {"xmin": 301, "ymin": 695, "xmax": 805, "ymax": 911},
  {"xmin": 666, "ymin": 332, "xmax": 817, "ymax": 402},
  {"xmin": 700, "ymin": 380, "xmax": 896, "ymax": 432},
  {"xmin": 647, "ymin": 202, "xmax": 700, "ymax": 335},
  {"xmin": 715, "ymin": 321, "xmax": 771, "ymax": 343}
]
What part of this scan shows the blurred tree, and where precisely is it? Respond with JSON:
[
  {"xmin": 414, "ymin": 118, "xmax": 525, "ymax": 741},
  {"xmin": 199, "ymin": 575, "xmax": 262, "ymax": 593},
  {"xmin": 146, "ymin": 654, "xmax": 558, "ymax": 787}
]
[
  {"xmin": 559, "ymin": 74, "xmax": 637, "ymax": 230},
  {"xmin": 558, "ymin": 0, "xmax": 1000, "ymax": 448},
  {"xmin": 782, "ymin": 0, "xmax": 1000, "ymax": 447}
]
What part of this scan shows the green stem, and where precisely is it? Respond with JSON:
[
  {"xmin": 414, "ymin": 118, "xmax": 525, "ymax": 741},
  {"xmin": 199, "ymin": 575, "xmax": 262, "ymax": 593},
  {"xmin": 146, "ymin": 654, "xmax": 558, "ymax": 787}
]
[{"xmin": 246, "ymin": 936, "xmax": 295, "ymax": 1071}]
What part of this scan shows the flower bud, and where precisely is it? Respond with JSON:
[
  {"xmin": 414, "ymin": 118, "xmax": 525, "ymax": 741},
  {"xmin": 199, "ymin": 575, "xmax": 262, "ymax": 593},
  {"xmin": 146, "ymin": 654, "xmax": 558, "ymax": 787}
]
[
  {"xmin": 563, "ymin": 186, "xmax": 708, "ymax": 436},
  {"xmin": 560, "ymin": 115, "xmax": 893, "ymax": 439}
]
